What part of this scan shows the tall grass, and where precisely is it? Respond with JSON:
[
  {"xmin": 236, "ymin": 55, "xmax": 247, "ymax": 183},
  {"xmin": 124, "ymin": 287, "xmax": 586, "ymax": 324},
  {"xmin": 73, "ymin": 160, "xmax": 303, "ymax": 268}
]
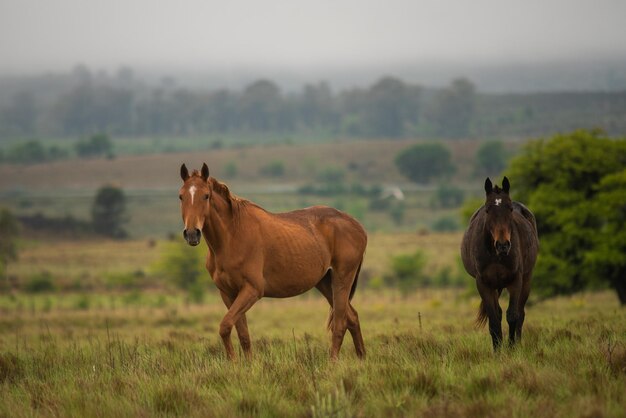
[{"xmin": 0, "ymin": 290, "xmax": 624, "ymax": 417}]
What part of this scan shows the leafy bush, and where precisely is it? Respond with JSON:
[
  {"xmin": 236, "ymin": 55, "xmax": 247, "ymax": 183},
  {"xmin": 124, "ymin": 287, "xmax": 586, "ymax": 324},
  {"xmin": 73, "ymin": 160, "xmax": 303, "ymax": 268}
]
[
  {"xmin": 389, "ymin": 201, "xmax": 406, "ymax": 226},
  {"xmin": 75, "ymin": 133, "xmax": 114, "ymax": 158},
  {"xmin": 385, "ymin": 250, "xmax": 428, "ymax": 296},
  {"xmin": 153, "ymin": 241, "xmax": 210, "ymax": 302},
  {"xmin": 92, "ymin": 185, "xmax": 129, "ymax": 239},
  {"xmin": 432, "ymin": 184, "xmax": 464, "ymax": 208},
  {"xmin": 316, "ymin": 166, "xmax": 345, "ymax": 183},
  {"xmin": 432, "ymin": 216, "xmax": 459, "ymax": 232},
  {"xmin": 475, "ymin": 140, "xmax": 507, "ymax": 176},
  {"xmin": 0, "ymin": 141, "xmax": 68, "ymax": 164},
  {"xmin": 104, "ymin": 270, "xmax": 147, "ymax": 290},
  {"xmin": 259, "ymin": 160, "xmax": 285, "ymax": 177},
  {"xmin": 23, "ymin": 272, "xmax": 56, "ymax": 293},
  {"xmin": 508, "ymin": 129, "xmax": 626, "ymax": 304},
  {"xmin": 224, "ymin": 161, "xmax": 238, "ymax": 178}
]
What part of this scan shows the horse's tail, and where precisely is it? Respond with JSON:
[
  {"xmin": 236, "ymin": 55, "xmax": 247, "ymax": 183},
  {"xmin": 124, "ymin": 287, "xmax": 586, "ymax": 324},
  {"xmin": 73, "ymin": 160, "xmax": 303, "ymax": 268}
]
[
  {"xmin": 476, "ymin": 300, "xmax": 489, "ymax": 328},
  {"xmin": 349, "ymin": 259, "xmax": 363, "ymax": 302},
  {"xmin": 326, "ymin": 259, "xmax": 363, "ymax": 331}
]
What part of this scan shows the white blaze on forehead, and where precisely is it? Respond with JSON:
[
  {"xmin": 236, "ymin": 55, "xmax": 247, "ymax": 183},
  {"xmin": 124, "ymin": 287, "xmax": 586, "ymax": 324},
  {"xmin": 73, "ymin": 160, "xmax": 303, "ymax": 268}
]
[
  {"xmin": 189, "ymin": 185, "xmax": 197, "ymax": 204},
  {"xmin": 495, "ymin": 198, "xmax": 502, "ymax": 206}
]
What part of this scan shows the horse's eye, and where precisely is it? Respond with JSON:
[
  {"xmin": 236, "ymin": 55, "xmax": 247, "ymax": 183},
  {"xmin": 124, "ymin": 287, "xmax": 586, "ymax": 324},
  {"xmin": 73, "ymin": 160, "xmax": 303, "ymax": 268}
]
[
  {"xmin": 204, "ymin": 194, "xmax": 209, "ymax": 200},
  {"xmin": 178, "ymin": 195, "xmax": 183, "ymax": 201}
]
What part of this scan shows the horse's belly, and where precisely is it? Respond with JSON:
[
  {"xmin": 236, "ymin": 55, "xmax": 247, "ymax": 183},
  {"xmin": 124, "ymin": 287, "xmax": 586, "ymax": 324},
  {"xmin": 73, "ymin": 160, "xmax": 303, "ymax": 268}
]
[
  {"xmin": 481, "ymin": 264, "xmax": 514, "ymax": 289},
  {"xmin": 260, "ymin": 232, "xmax": 331, "ymax": 297},
  {"xmin": 263, "ymin": 265, "xmax": 326, "ymax": 298}
]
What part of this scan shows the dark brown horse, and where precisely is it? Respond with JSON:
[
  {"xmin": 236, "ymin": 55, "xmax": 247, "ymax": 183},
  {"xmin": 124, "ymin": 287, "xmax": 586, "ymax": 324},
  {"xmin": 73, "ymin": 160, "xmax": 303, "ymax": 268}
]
[
  {"xmin": 179, "ymin": 163, "xmax": 367, "ymax": 360},
  {"xmin": 461, "ymin": 177, "xmax": 538, "ymax": 350}
]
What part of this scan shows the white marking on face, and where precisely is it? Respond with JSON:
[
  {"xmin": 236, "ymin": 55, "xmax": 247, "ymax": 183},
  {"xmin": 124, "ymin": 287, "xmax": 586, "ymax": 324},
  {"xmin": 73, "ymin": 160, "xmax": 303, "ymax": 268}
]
[
  {"xmin": 495, "ymin": 198, "xmax": 502, "ymax": 206},
  {"xmin": 189, "ymin": 185, "xmax": 197, "ymax": 205}
]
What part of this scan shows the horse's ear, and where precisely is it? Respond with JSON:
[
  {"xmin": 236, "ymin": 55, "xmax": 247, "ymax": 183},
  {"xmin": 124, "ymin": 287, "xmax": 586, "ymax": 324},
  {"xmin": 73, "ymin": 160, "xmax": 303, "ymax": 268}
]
[
  {"xmin": 502, "ymin": 176, "xmax": 510, "ymax": 194},
  {"xmin": 484, "ymin": 178, "xmax": 493, "ymax": 195},
  {"xmin": 201, "ymin": 163, "xmax": 210, "ymax": 182},
  {"xmin": 180, "ymin": 164, "xmax": 189, "ymax": 181}
]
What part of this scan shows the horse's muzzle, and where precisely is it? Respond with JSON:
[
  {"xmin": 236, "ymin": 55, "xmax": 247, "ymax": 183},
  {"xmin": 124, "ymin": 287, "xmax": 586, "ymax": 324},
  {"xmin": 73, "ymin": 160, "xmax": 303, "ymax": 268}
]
[
  {"xmin": 495, "ymin": 240, "xmax": 511, "ymax": 256},
  {"xmin": 183, "ymin": 228, "xmax": 202, "ymax": 246}
]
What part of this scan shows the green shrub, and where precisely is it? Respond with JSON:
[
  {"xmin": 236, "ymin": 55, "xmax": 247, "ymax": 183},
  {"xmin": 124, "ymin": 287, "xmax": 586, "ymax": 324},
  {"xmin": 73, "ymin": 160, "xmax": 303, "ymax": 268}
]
[
  {"xmin": 316, "ymin": 166, "xmax": 345, "ymax": 183},
  {"xmin": 23, "ymin": 272, "xmax": 55, "ymax": 293},
  {"xmin": 432, "ymin": 216, "xmax": 459, "ymax": 232},
  {"xmin": 385, "ymin": 250, "xmax": 428, "ymax": 296},
  {"xmin": 224, "ymin": 161, "xmax": 238, "ymax": 178},
  {"xmin": 153, "ymin": 241, "xmax": 211, "ymax": 302},
  {"xmin": 432, "ymin": 184, "xmax": 464, "ymax": 208},
  {"xmin": 259, "ymin": 160, "xmax": 285, "ymax": 177},
  {"xmin": 74, "ymin": 295, "xmax": 91, "ymax": 310}
]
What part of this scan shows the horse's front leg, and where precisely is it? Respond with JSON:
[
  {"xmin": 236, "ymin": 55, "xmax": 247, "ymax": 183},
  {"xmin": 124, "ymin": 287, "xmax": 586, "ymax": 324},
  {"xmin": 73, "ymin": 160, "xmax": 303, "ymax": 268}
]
[
  {"xmin": 219, "ymin": 291, "xmax": 253, "ymax": 359},
  {"xmin": 506, "ymin": 276, "xmax": 523, "ymax": 347},
  {"xmin": 218, "ymin": 284, "xmax": 260, "ymax": 360},
  {"xmin": 476, "ymin": 279, "xmax": 503, "ymax": 351}
]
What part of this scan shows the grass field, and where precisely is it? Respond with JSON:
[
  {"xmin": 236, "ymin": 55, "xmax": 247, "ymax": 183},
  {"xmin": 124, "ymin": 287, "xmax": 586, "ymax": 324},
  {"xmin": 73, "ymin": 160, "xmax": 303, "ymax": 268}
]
[
  {"xmin": 1, "ymin": 235, "xmax": 625, "ymax": 417},
  {"xmin": 0, "ymin": 289, "xmax": 624, "ymax": 417}
]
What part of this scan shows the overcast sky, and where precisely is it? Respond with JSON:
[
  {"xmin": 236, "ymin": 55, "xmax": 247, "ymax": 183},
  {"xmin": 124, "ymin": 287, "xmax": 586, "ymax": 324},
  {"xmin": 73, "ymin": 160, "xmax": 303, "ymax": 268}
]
[{"xmin": 1, "ymin": 0, "xmax": 625, "ymax": 76}]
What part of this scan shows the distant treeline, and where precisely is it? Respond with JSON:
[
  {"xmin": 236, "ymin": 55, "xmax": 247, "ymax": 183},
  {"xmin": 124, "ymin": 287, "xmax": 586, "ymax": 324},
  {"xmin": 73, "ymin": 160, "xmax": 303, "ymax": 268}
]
[{"xmin": 1, "ymin": 66, "xmax": 625, "ymax": 140}]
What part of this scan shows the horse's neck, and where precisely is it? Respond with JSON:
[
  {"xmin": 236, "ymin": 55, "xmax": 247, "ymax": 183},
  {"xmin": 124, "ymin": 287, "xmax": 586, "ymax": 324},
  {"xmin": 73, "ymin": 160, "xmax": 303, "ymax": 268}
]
[{"xmin": 203, "ymin": 193, "xmax": 237, "ymax": 253}]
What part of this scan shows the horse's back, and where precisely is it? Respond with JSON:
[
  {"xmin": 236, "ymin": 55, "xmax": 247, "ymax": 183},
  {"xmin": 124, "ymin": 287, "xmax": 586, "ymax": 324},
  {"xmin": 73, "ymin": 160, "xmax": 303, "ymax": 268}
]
[
  {"xmin": 287, "ymin": 205, "xmax": 365, "ymax": 240},
  {"xmin": 513, "ymin": 201, "xmax": 538, "ymax": 236},
  {"xmin": 260, "ymin": 205, "xmax": 366, "ymax": 256}
]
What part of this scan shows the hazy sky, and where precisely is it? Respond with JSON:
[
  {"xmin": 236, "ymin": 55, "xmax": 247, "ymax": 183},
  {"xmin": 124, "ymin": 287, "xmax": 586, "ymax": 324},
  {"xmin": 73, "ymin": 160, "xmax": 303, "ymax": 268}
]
[{"xmin": 1, "ymin": 0, "xmax": 625, "ymax": 75}]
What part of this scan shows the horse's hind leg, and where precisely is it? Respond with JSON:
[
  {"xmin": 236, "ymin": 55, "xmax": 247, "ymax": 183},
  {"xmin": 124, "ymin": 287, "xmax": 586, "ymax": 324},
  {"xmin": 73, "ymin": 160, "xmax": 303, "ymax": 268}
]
[
  {"xmin": 328, "ymin": 265, "xmax": 362, "ymax": 360},
  {"xmin": 316, "ymin": 276, "xmax": 365, "ymax": 359},
  {"xmin": 346, "ymin": 303, "xmax": 365, "ymax": 358}
]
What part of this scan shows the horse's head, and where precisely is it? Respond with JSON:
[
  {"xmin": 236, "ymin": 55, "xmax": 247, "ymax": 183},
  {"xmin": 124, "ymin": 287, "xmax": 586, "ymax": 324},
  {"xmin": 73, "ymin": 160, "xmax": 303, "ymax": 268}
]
[
  {"xmin": 484, "ymin": 176, "xmax": 513, "ymax": 256},
  {"xmin": 179, "ymin": 163, "xmax": 211, "ymax": 246}
]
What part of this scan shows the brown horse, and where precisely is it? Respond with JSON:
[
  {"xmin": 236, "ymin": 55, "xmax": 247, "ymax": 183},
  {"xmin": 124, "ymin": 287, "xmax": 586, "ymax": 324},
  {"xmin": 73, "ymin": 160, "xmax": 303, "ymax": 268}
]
[
  {"xmin": 461, "ymin": 177, "xmax": 538, "ymax": 350},
  {"xmin": 179, "ymin": 163, "xmax": 367, "ymax": 360}
]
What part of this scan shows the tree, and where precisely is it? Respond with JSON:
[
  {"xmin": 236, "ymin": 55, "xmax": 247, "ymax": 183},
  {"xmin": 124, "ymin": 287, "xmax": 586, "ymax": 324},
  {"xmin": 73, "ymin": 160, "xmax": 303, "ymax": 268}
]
[
  {"xmin": 395, "ymin": 143, "xmax": 455, "ymax": 184},
  {"xmin": 508, "ymin": 129, "xmax": 626, "ymax": 304},
  {"xmin": 91, "ymin": 185, "xmax": 129, "ymax": 238},
  {"xmin": 584, "ymin": 169, "xmax": 626, "ymax": 303},
  {"xmin": 426, "ymin": 78, "xmax": 476, "ymax": 138},
  {"xmin": 239, "ymin": 80, "xmax": 289, "ymax": 132},
  {"xmin": 365, "ymin": 76, "xmax": 415, "ymax": 138},
  {"xmin": 75, "ymin": 133, "xmax": 114, "ymax": 158},
  {"xmin": 0, "ymin": 208, "xmax": 20, "ymax": 281},
  {"xmin": 475, "ymin": 140, "xmax": 507, "ymax": 176}
]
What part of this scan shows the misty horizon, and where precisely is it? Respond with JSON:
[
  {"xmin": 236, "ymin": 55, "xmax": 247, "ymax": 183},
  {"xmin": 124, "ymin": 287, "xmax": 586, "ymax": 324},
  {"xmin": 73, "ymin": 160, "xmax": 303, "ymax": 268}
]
[{"xmin": 1, "ymin": 0, "xmax": 626, "ymax": 92}]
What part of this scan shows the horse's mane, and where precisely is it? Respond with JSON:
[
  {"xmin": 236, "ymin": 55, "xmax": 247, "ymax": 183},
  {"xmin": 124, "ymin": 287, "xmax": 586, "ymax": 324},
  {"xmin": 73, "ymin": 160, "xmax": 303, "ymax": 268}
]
[{"xmin": 189, "ymin": 171, "xmax": 257, "ymax": 222}]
